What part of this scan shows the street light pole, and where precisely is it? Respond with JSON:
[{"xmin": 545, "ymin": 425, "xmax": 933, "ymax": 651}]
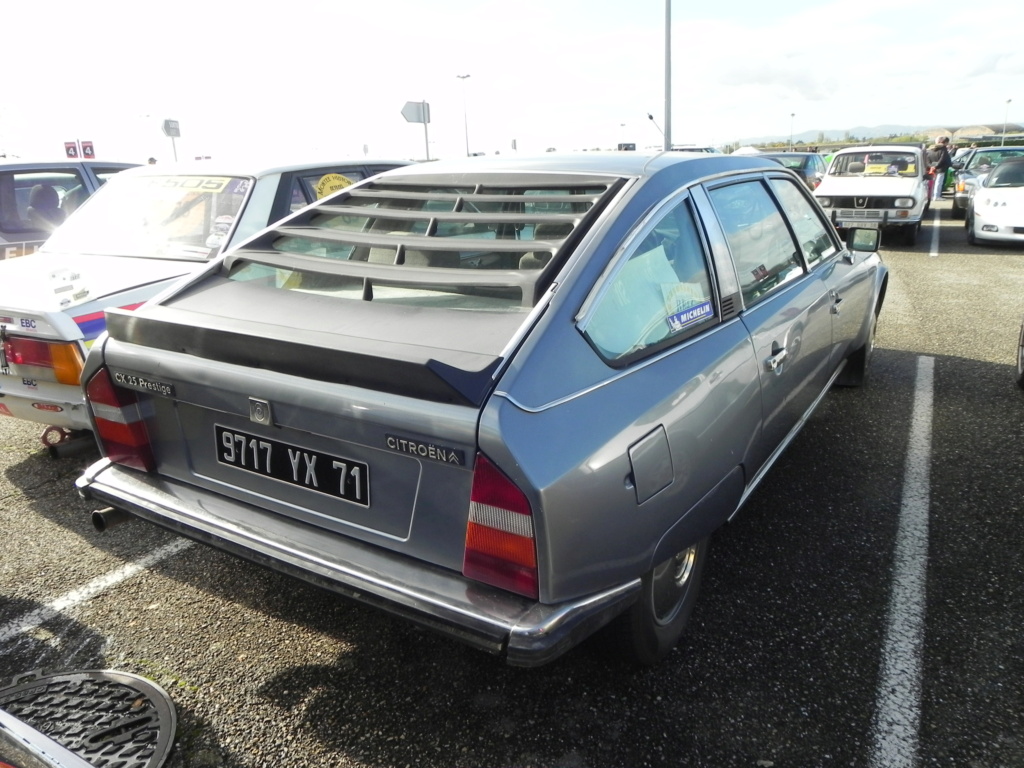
[
  {"xmin": 457, "ymin": 74, "xmax": 471, "ymax": 156},
  {"xmin": 789, "ymin": 113, "xmax": 795, "ymax": 151},
  {"xmin": 1002, "ymin": 98, "xmax": 1012, "ymax": 147}
]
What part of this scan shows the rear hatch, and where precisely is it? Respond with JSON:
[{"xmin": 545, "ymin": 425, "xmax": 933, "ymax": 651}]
[{"xmin": 99, "ymin": 170, "xmax": 624, "ymax": 569}]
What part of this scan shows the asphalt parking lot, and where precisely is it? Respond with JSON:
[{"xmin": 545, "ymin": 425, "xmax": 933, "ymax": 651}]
[{"xmin": 2, "ymin": 199, "xmax": 1022, "ymax": 767}]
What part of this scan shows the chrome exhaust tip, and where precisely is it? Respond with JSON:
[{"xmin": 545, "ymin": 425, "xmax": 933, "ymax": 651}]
[{"xmin": 91, "ymin": 506, "xmax": 135, "ymax": 532}]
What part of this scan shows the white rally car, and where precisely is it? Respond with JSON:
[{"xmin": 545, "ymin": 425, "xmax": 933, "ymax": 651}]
[
  {"xmin": 0, "ymin": 159, "xmax": 409, "ymax": 453},
  {"xmin": 814, "ymin": 144, "xmax": 930, "ymax": 246}
]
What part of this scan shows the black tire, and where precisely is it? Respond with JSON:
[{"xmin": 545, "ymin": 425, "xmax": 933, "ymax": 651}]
[
  {"xmin": 902, "ymin": 222, "xmax": 919, "ymax": 247},
  {"xmin": 611, "ymin": 538, "xmax": 709, "ymax": 666},
  {"xmin": 836, "ymin": 309, "xmax": 878, "ymax": 387},
  {"xmin": 1016, "ymin": 321, "xmax": 1024, "ymax": 389},
  {"xmin": 966, "ymin": 211, "xmax": 980, "ymax": 246}
]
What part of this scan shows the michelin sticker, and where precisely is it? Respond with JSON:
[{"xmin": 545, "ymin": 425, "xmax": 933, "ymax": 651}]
[{"xmin": 315, "ymin": 173, "xmax": 355, "ymax": 199}]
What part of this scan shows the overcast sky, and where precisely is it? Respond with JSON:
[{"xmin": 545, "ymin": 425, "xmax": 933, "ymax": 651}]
[{"xmin": 2, "ymin": 0, "xmax": 1020, "ymax": 164}]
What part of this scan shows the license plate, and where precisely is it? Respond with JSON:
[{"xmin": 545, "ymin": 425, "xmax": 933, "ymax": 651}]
[
  {"xmin": 840, "ymin": 220, "xmax": 879, "ymax": 229},
  {"xmin": 215, "ymin": 425, "xmax": 370, "ymax": 506}
]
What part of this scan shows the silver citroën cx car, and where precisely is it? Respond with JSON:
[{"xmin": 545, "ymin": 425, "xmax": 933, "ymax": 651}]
[{"xmin": 76, "ymin": 152, "xmax": 887, "ymax": 667}]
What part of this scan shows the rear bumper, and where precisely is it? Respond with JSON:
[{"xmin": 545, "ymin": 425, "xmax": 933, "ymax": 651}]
[
  {"xmin": 0, "ymin": 375, "xmax": 91, "ymax": 430},
  {"xmin": 76, "ymin": 459, "xmax": 640, "ymax": 667}
]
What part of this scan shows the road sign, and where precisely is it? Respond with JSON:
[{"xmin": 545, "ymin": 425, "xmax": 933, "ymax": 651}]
[
  {"xmin": 81, "ymin": 141, "xmax": 95, "ymax": 158},
  {"xmin": 162, "ymin": 119, "xmax": 181, "ymax": 138},
  {"xmin": 401, "ymin": 101, "xmax": 430, "ymax": 124},
  {"xmin": 64, "ymin": 141, "xmax": 78, "ymax": 158}
]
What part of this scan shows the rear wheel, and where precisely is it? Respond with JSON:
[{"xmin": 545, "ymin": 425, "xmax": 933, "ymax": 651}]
[
  {"xmin": 836, "ymin": 310, "xmax": 878, "ymax": 387},
  {"xmin": 612, "ymin": 538, "xmax": 709, "ymax": 666}
]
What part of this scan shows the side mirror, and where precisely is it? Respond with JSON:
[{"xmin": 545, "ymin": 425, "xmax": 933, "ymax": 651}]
[{"xmin": 846, "ymin": 227, "xmax": 880, "ymax": 253}]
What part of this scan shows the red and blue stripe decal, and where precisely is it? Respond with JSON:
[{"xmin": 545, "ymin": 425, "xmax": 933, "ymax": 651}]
[{"xmin": 73, "ymin": 303, "xmax": 144, "ymax": 344}]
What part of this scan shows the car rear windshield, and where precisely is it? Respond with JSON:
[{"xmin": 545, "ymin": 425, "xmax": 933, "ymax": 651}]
[
  {"xmin": 224, "ymin": 173, "xmax": 623, "ymax": 311},
  {"xmin": 43, "ymin": 174, "xmax": 251, "ymax": 260}
]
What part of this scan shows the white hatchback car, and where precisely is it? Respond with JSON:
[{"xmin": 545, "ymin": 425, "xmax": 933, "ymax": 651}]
[
  {"xmin": 814, "ymin": 144, "xmax": 930, "ymax": 246},
  {"xmin": 0, "ymin": 159, "xmax": 409, "ymax": 452}
]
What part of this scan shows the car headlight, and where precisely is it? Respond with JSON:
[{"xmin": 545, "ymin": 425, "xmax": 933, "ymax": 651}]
[
  {"xmin": 895, "ymin": 198, "xmax": 915, "ymax": 208},
  {"xmin": 816, "ymin": 197, "xmax": 832, "ymax": 207}
]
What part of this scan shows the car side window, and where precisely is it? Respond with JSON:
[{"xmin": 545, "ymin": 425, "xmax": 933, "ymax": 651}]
[
  {"xmin": 583, "ymin": 197, "xmax": 716, "ymax": 364},
  {"xmin": 707, "ymin": 180, "xmax": 804, "ymax": 307},
  {"xmin": 768, "ymin": 177, "xmax": 837, "ymax": 267},
  {"xmin": 0, "ymin": 170, "xmax": 85, "ymax": 235}
]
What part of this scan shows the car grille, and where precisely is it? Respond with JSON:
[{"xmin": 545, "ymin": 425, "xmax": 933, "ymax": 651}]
[
  {"xmin": 835, "ymin": 209, "xmax": 884, "ymax": 221},
  {"xmin": 829, "ymin": 196, "xmax": 900, "ymax": 209}
]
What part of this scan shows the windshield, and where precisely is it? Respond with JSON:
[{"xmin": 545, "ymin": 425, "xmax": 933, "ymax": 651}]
[
  {"xmin": 986, "ymin": 162, "xmax": 1024, "ymax": 187},
  {"xmin": 42, "ymin": 174, "xmax": 251, "ymax": 259},
  {"xmin": 966, "ymin": 149, "xmax": 1024, "ymax": 172},
  {"xmin": 828, "ymin": 152, "xmax": 920, "ymax": 178}
]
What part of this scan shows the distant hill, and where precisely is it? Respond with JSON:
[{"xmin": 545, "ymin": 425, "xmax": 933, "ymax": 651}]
[{"xmin": 738, "ymin": 125, "xmax": 933, "ymax": 145}]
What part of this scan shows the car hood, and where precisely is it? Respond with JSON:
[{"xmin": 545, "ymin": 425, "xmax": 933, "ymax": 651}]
[
  {"xmin": 0, "ymin": 252, "xmax": 196, "ymax": 314},
  {"xmin": 815, "ymin": 176, "xmax": 923, "ymax": 197}
]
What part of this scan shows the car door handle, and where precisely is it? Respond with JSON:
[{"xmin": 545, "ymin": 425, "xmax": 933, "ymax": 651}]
[
  {"xmin": 765, "ymin": 344, "xmax": 788, "ymax": 374},
  {"xmin": 830, "ymin": 289, "xmax": 844, "ymax": 315}
]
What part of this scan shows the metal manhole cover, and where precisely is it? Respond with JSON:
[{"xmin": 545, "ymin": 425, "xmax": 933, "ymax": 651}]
[{"xmin": 0, "ymin": 670, "xmax": 176, "ymax": 768}]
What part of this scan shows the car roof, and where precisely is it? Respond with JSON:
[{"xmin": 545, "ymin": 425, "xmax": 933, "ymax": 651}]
[
  {"xmin": 833, "ymin": 145, "xmax": 923, "ymax": 154},
  {"xmin": 370, "ymin": 151, "xmax": 779, "ymax": 182},
  {"xmin": 110, "ymin": 158, "xmax": 413, "ymax": 181},
  {"xmin": 0, "ymin": 159, "xmax": 138, "ymax": 170}
]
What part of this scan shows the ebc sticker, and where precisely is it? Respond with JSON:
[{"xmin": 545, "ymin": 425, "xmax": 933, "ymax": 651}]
[{"xmin": 315, "ymin": 173, "xmax": 354, "ymax": 199}]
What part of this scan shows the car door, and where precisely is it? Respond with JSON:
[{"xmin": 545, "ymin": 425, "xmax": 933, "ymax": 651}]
[
  {"xmin": 700, "ymin": 176, "xmax": 836, "ymax": 477},
  {"xmin": 767, "ymin": 175, "xmax": 874, "ymax": 366}
]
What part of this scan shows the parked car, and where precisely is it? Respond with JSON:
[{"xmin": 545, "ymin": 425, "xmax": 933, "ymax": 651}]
[
  {"xmin": 0, "ymin": 159, "xmax": 137, "ymax": 260},
  {"xmin": 965, "ymin": 157, "xmax": 1024, "ymax": 246},
  {"xmin": 75, "ymin": 152, "xmax": 886, "ymax": 667},
  {"xmin": 760, "ymin": 151, "xmax": 827, "ymax": 190},
  {"xmin": 814, "ymin": 144, "xmax": 930, "ymax": 246},
  {"xmin": 951, "ymin": 145, "xmax": 1024, "ymax": 219},
  {"xmin": 0, "ymin": 158, "xmax": 410, "ymax": 450}
]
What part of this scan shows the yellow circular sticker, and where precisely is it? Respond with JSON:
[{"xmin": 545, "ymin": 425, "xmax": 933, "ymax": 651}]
[{"xmin": 315, "ymin": 173, "xmax": 354, "ymax": 199}]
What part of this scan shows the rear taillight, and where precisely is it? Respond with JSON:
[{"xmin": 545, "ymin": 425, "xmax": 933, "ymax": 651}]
[
  {"xmin": 85, "ymin": 368, "xmax": 155, "ymax": 472},
  {"xmin": 463, "ymin": 453, "xmax": 538, "ymax": 599},
  {"xmin": 3, "ymin": 336, "xmax": 84, "ymax": 385}
]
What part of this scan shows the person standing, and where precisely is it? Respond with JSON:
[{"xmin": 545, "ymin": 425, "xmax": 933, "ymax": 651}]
[{"xmin": 926, "ymin": 137, "xmax": 952, "ymax": 200}]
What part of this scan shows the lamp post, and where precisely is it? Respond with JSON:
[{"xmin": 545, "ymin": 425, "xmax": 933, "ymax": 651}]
[
  {"xmin": 789, "ymin": 113, "xmax": 795, "ymax": 151},
  {"xmin": 457, "ymin": 74, "xmax": 471, "ymax": 156},
  {"xmin": 1002, "ymin": 98, "xmax": 1012, "ymax": 147}
]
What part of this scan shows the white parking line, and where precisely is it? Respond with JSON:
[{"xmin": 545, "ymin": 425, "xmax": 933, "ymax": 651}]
[
  {"xmin": 0, "ymin": 538, "xmax": 192, "ymax": 645},
  {"xmin": 869, "ymin": 355, "xmax": 934, "ymax": 768},
  {"xmin": 928, "ymin": 206, "xmax": 942, "ymax": 258}
]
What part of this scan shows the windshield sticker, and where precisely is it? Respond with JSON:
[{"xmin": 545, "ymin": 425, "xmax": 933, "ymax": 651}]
[
  {"xmin": 667, "ymin": 301, "xmax": 713, "ymax": 332},
  {"xmin": 315, "ymin": 173, "xmax": 355, "ymax": 199},
  {"xmin": 148, "ymin": 176, "xmax": 235, "ymax": 193}
]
